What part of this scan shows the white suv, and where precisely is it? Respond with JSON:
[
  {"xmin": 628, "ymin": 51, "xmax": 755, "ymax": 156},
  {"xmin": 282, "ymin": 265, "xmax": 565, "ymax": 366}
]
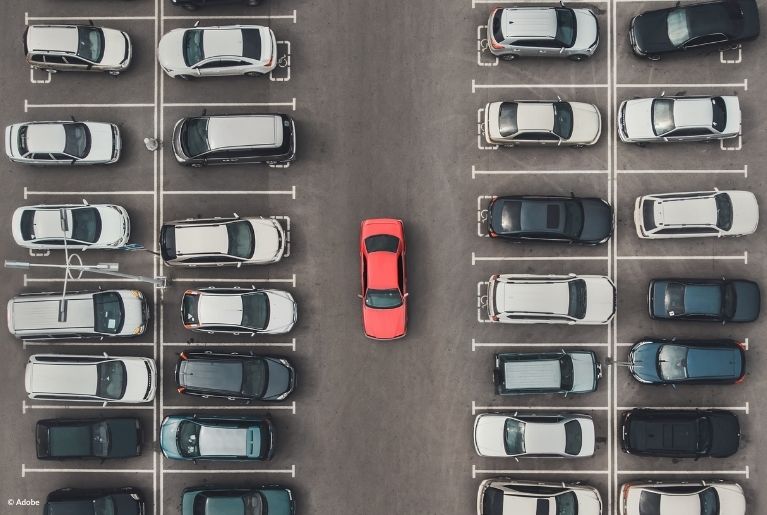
[
  {"xmin": 25, "ymin": 354, "xmax": 157, "ymax": 403},
  {"xmin": 634, "ymin": 190, "xmax": 759, "ymax": 239},
  {"xmin": 487, "ymin": 274, "xmax": 616, "ymax": 325}
]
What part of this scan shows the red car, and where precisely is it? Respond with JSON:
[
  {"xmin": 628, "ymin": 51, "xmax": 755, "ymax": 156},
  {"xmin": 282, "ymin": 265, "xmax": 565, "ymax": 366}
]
[{"xmin": 359, "ymin": 218, "xmax": 408, "ymax": 340}]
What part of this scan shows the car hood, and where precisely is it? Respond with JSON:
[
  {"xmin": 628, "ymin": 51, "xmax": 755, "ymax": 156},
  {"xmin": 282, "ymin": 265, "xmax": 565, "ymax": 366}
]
[
  {"xmin": 363, "ymin": 304, "xmax": 406, "ymax": 339},
  {"xmin": 629, "ymin": 342, "xmax": 662, "ymax": 382},
  {"xmin": 101, "ymin": 28, "xmax": 129, "ymax": 66},
  {"xmin": 713, "ymin": 484, "xmax": 746, "ymax": 514},
  {"xmin": 575, "ymin": 417, "xmax": 596, "ymax": 456},
  {"xmin": 721, "ymin": 96, "xmax": 742, "ymax": 136},
  {"xmin": 473, "ymin": 415, "xmax": 508, "ymax": 456},
  {"xmin": 264, "ymin": 290, "xmax": 297, "ymax": 334},
  {"xmin": 578, "ymin": 198, "xmax": 613, "ymax": 243},
  {"xmin": 570, "ymin": 352, "xmax": 599, "ymax": 393},
  {"xmin": 573, "ymin": 488, "xmax": 602, "ymax": 515},
  {"xmin": 262, "ymin": 358, "xmax": 294, "ymax": 401},
  {"xmin": 727, "ymin": 190, "xmax": 758, "ymax": 235},
  {"xmin": 85, "ymin": 122, "xmax": 116, "ymax": 162},
  {"xmin": 568, "ymin": 102, "xmax": 601, "ymax": 145},
  {"xmin": 631, "ymin": 9, "xmax": 673, "ymax": 54},
  {"xmin": 582, "ymin": 276, "xmax": 616, "ymax": 324},
  {"xmin": 122, "ymin": 358, "xmax": 155, "ymax": 402},
  {"xmin": 96, "ymin": 205, "xmax": 130, "ymax": 247},
  {"xmin": 731, "ymin": 280, "xmax": 760, "ymax": 322},
  {"xmin": 708, "ymin": 413, "xmax": 740, "ymax": 457},
  {"xmin": 118, "ymin": 291, "xmax": 148, "ymax": 337},
  {"xmin": 622, "ymin": 98, "xmax": 656, "ymax": 140},
  {"xmin": 159, "ymin": 417, "xmax": 183, "ymax": 458},
  {"xmin": 250, "ymin": 218, "xmax": 284, "ymax": 262},
  {"xmin": 485, "ymin": 101, "xmax": 504, "ymax": 141},
  {"xmin": 106, "ymin": 418, "xmax": 142, "ymax": 457},
  {"xmin": 158, "ymin": 28, "xmax": 188, "ymax": 71},
  {"xmin": 572, "ymin": 9, "xmax": 599, "ymax": 51}
]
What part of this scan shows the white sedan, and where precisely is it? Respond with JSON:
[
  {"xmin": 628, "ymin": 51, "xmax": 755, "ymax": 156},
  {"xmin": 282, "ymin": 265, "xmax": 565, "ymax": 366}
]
[
  {"xmin": 634, "ymin": 190, "xmax": 758, "ymax": 239},
  {"xmin": 619, "ymin": 481, "xmax": 745, "ymax": 515},
  {"xmin": 12, "ymin": 202, "xmax": 130, "ymax": 250},
  {"xmin": 158, "ymin": 25, "xmax": 277, "ymax": 78},
  {"xmin": 478, "ymin": 479, "xmax": 602, "ymax": 515},
  {"xmin": 474, "ymin": 413, "xmax": 595, "ymax": 458},
  {"xmin": 5, "ymin": 120, "xmax": 120, "ymax": 165}
]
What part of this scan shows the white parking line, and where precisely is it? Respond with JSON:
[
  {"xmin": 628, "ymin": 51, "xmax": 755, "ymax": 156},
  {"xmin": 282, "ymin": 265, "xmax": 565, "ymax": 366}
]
[
  {"xmin": 477, "ymin": 108, "xmax": 498, "ymax": 150},
  {"xmin": 721, "ymin": 45, "xmax": 743, "ymax": 64},
  {"xmin": 24, "ymin": 187, "xmax": 153, "ymax": 199},
  {"xmin": 29, "ymin": 68, "xmax": 52, "ymax": 84},
  {"xmin": 472, "ymin": 252, "xmax": 609, "ymax": 265},
  {"xmin": 617, "ymin": 252, "xmax": 748, "ymax": 264},
  {"xmin": 472, "ymin": 465, "xmax": 609, "ymax": 478},
  {"xmin": 171, "ymin": 275, "xmax": 296, "ymax": 287},
  {"xmin": 25, "ymin": 13, "xmax": 155, "ymax": 22},
  {"xmin": 616, "ymin": 467, "xmax": 749, "ymax": 478},
  {"xmin": 269, "ymin": 41, "xmax": 292, "ymax": 82},
  {"xmin": 163, "ymin": 402, "xmax": 296, "ymax": 414},
  {"xmin": 472, "ymin": 402, "xmax": 610, "ymax": 415},
  {"xmin": 477, "ymin": 281, "xmax": 489, "ymax": 323},
  {"xmin": 721, "ymin": 136, "xmax": 742, "ymax": 151},
  {"xmin": 24, "ymin": 100, "xmax": 154, "ymax": 112},
  {"xmin": 164, "ymin": 187, "xmax": 297, "ymax": 199},
  {"xmin": 271, "ymin": 216, "xmax": 291, "ymax": 257},
  {"xmin": 616, "ymin": 166, "xmax": 748, "ymax": 177},
  {"xmin": 616, "ymin": 79, "xmax": 747, "ymax": 90},
  {"xmin": 618, "ymin": 403, "xmax": 750, "ymax": 414},
  {"xmin": 24, "ymin": 275, "xmax": 143, "ymax": 286},
  {"xmin": 164, "ymin": 10, "xmax": 297, "ymax": 22},
  {"xmin": 472, "ymin": 339, "xmax": 610, "ymax": 351},
  {"xmin": 476, "ymin": 26, "xmax": 499, "ymax": 67},
  {"xmin": 23, "ymin": 340, "xmax": 155, "ymax": 348},
  {"xmin": 164, "ymin": 99, "xmax": 296, "ymax": 111},
  {"xmin": 23, "ymin": 401, "xmax": 154, "ymax": 414},
  {"xmin": 163, "ymin": 339, "xmax": 296, "ymax": 351},
  {"xmin": 472, "ymin": 0, "xmax": 605, "ymax": 8},
  {"xmin": 164, "ymin": 465, "xmax": 296, "ymax": 476},
  {"xmin": 472, "ymin": 166, "xmax": 609, "ymax": 178},
  {"xmin": 22, "ymin": 464, "xmax": 153, "ymax": 477},
  {"xmin": 472, "ymin": 79, "xmax": 608, "ymax": 92}
]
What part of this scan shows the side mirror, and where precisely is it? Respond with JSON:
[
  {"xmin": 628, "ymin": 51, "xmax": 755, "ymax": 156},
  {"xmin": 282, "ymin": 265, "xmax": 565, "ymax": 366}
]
[
  {"xmin": 357, "ymin": 294, "xmax": 363, "ymax": 299},
  {"xmin": 70, "ymin": 115, "xmax": 77, "ymax": 122},
  {"xmin": 88, "ymin": 19, "xmax": 94, "ymax": 26},
  {"xmin": 71, "ymin": 159, "xmax": 77, "ymax": 165},
  {"xmin": 673, "ymin": 90, "xmax": 687, "ymax": 96},
  {"xmin": 193, "ymin": 20, "xmax": 200, "ymax": 27},
  {"xmin": 403, "ymin": 292, "xmax": 409, "ymax": 298}
]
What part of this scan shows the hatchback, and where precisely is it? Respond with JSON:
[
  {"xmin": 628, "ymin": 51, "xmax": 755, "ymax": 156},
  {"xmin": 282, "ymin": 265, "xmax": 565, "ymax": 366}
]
[
  {"xmin": 24, "ymin": 24, "xmax": 132, "ymax": 74},
  {"xmin": 160, "ymin": 414, "xmax": 274, "ymax": 461},
  {"xmin": 5, "ymin": 120, "xmax": 121, "ymax": 165},
  {"xmin": 649, "ymin": 278, "xmax": 760, "ymax": 323},
  {"xmin": 36, "ymin": 417, "xmax": 142, "ymax": 460},
  {"xmin": 484, "ymin": 101, "xmax": 601, "ymax": 147},
  {"xmin": 181, "ymin": 486, "xmax": 295, "ymax": 515}
]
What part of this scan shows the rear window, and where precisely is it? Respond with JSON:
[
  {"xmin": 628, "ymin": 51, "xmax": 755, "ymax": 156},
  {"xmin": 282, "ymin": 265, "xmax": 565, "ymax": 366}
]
[
  {"xmin": 652, "ymin": 99, "xmax": 675, "ymax": 136},
  {"xmin": 182, "ymin": 293, "xmax": 199, "ymax": 325},
  {"xmin": 500, "ymin": 201, "xmax": 522, "ymax": 232},
  {"xmin": 559, "ymin": 355, "xmax": 574, "ymax": 390},
  {"xmin": 241, "ymin": 28, "xmax": 263, "ymax": 60},
  {"xmin": 555, "ymin": 8, "xmax": 577, "ymax": 47},
  {"xmin": 365, "ymin": 235, "xmax": 399, "ymax": 253},
  {"xmin": 563, "ymin": 420, "xmax": 582, "ymax": 455},
  {"xmin": 20, "ymin": 210, "xmax": 35, "ymax": 240},
  {"xmin": 567, "ymin": 279, "xmax": 587, "ymax": 319},
  {"xmin": 498, "ymin": 103, "xmax": 518, "ymax": 137},
  {"xmin": 160, "ymin": 225, "xmax": 177, "ymax": 260},
  {"xmin": 715, "ymin": 193, "xmax": 733, "ymax": 231},
  {"xmin": 642, "ymin": 199, "xmax": 657, "ymax": 230},
  {"xmin": 482, "ymin": 487, "xmax": 505, "ymax": 515},
  {"xmin": 63, "ymin": 123, "xmax": 90, "ymax": 159},
  {"xmin": 96, "ymin": 360, "xmax": 127, "ymax": 400},
  {"xmin": 638, "ymin": 491, "xmax": 662, "ymax": 515},
  {"xmin": 242, "ymin": 292, "xmax": 269, "ymax": 330},
  {"xmin": 711, "ymin": 97, "xmax": 727, "ymax": 131},
  {"xmin": 94, "ymin": 292, "xmax": 125, "ymax": 334},
  {"xmin": 492, "ymin": 10, "xmax": 504, "ymax": 43}
]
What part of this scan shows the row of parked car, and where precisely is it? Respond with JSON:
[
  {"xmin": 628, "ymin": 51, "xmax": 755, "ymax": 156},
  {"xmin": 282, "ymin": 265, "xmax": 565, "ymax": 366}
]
[{"xmin": 475, "ymin": 2, "xmax": 760, "ymax": 515}]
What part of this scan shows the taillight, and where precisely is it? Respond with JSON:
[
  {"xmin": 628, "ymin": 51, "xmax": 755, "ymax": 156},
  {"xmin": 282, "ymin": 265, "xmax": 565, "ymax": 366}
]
[
  {"xmin": 265, "ymin": 57, "xmax": 273, "ymax": 67},
  {"xmin": 737, "ymin": 341, "xmax": 747, "ymax": 350},
  {"xmin": 177, "ymin": 386, "xmax": 186, "ymax": 393},
  {"xmin": 490, "ymin": 315, "xmax": 499, "ymax": 321},
  {"xmin": 488, "ymin": 229, "xmax": 497, "ymax": 238},
  {"xmin": 491, "ymin": 41, "xmax": 503, "ymax": 49},
  {"xmin": 179, "ymin": 352, "xmax": 188, "ymax": 360},
  {"xmin": 735, "ymin": 375, "xmax": 745, "ymax": 384}
]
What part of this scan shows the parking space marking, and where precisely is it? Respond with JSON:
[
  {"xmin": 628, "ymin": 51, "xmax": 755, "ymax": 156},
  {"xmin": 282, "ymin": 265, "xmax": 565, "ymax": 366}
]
[
  {"xmin": 164, "ymin": 465, "xmax": 296, "ymax": 477},
  {"xmin": 616, "ymin": 467, "xmax": 749, "ymax": 478},
  {"xmin": 25, "ymin": 13, "xmax": 155, "ymax": 22},
  {"xmin": 618, "ymin": 403, "xmax": 750, "ymax": 414},
  {"xmin": 164, "ymin": 99, "xmax": 296, "ymax": 111},
  {"xmin": 163, "ymin": 402, "xmax": 296, "ymax": 414},
  {"xmin": 171, "ymin": 274, "xmax": 297, "ymax": 287},
  {"xmin": 616, "ymin": 165, "xmax": 748, "ymax": 177},
  {"xmin": 23, "ymin": 340, "xmax": 154, "ymax": 348},
  {"xmin": 616, "ymin": 79, "xmax": 747, "ymax": 90},
  {"xmin": 269, "ymin": 41, "xmax": 291, "ymax": 82},
  {"xmin": 472, "ymin": 402, "xmax": 610, "ymax": 415},
  {"xmin": 23, "ymin": 401, "xmax": 153, "ymax": 414},
  {"xmin": 271, "ymin": 216, "xmax": 291, "ymax": 257},
  {"xmin": 471, "ymin": 339, "xmax": 610, "ymax": 351},
  {"xmin": 472, "ymin": 465, "xmax": 609, "ymax": 478},
  {"xmin": 472, "ymin": 79, "xmax": 608, "ymax": 93},
  {"xmin": 721, "ymin": 136, "xmax": 742, "ymax": 150},
  {"xmin": 163, "ymin": 339, "xmax": 296, "ymax": 351},
  {"xmin": 472, "ymin": 0, "xmax": 605, "ymax": 7},
  {"xmin": 477, "ymin": 195, "xmax": 493, "ymax": 236},
  {"xmin": 721, "ymin": 45, "xmax": 743, "ymax": 64},
  {"xmin": 24, "ymin": 100, "xmax": 154, "ymax": 112},
  {"xmin": 617, "ymin": 252, "xmax": 748, "ymax": 264},
  {"xmin": 29, "ymin": 68, "xmax": 52, "ymax": 84},
  {"xmin": 476, "ymin": 108, "xmax": 498, "ymax": 150},
  {"xmin": 164, "ymin": 186, "xmax": 296, "ymax": 199},
  {"xmin": 477, "ymin": 281, "xmax": 490, "ymax": 323},
  {"xmin": 164, "ymin": 10, "xmax": 297, "ymax": 23},
  {"xmin": 22, "ymin": 464, "xmax": 153, "ymax": 477},
  {"xmin": 472, "ymin": 166, "xmax": 609, "ymax": 178},
  {"xmin": 24, "ymin": 187, "xmax": 153, "ymax": 199},
  {"xmin": 472, "ymin": 252, "xmax": 609, "ymax": 265},
  {"xmin": 476, "ymin": 26, "xmax": 499, "ymax": 67}
]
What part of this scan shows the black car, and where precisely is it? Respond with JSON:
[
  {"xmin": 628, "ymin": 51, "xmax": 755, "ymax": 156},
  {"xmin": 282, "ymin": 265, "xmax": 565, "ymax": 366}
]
[
  {"xmin": 628, "ymin": 338, "xmax": 746, "ymax": 385},
  {"xmin": 36, "ymin": 418, "xmax": 142, "ymax": 460},
  {"xmin": 649, "ymin": 278, "xmax": 760, "ymax": 323},
  {"xmin": 171, "ymin": 0, "xmax": 261, "ymax": 10},
  {"xmin": 44, "ymin": 487, "xmax": 144, "ymax": 515},
  {"xmin": 622, "ymin": 409, "xmax": 740, "ymax": 458},
  {"xmin": 486, "ymin": 195, "xmax": 613, "ymax": 244},
  {"xmin": 175, "ymin": 350, "xmax": 295, "ymax": 402},
  {"xmin": 629, "ymin": 0, "xmax": 760, "ymax": 60}
]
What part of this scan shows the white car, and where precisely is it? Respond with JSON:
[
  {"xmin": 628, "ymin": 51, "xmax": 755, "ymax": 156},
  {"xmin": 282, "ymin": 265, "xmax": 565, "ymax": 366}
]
[
  {"xmin": 478, "ymin": 479, "xmax": 602, "ymax": 515},
  {"xmin": 487, "ymin": 274, "xmax": 616, "ymax": 325},
  {"xmin": 634, "ymin": 190, "xmax": 758, "ymax": 239},
  {"xmin": 5, "ymin": 121, "xmax": 121, "ymax": 165},
  {"xmin": 484, "ymin": 101, "xmax": 601, "ymax": 147},
  {"xmin": 12, "ymin": 203, "xmax": 130, "ymax": 250},
  {"xmin": 158, "ymin": 25, "xmax": 277, "ymax": 78},
  {"xmin": 182, "ymin": 287, "xmax": 297, "ymax": 335},
  {"xmin": 25, "ymin": 354, "xmax": 157, "ymax": 403},
  {"xmin": 473, "ymin": 413, "xmax": 595, "ymax": 458},
  {"xmin": 618, "ymin": 95, "xmax": 741, "ymax": 144},
  {"xmin": 619, "ymin": 480, "xmax": 745, "ymax": 515}
]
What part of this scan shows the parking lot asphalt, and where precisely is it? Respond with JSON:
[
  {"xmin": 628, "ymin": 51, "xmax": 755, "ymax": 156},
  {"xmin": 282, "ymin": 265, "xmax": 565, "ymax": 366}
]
[{"xmin": 1, "ymin": 0, "xmax": 765, "ymax": 513}]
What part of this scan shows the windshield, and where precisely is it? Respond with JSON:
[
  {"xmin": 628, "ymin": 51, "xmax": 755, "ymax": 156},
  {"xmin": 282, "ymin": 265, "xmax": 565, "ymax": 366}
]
[
  {"xmin": 560, "ymin": 355, "xmax": 574, "ymax": 390},
  {"xmin": 652, "ymin": 99, "xmax": 675, "ymax": 136},
  {"xmin": 657, "ymin": 344, "xmax": 688, "ymax": 381},
  {"xmin": 365, "ymin": 235, "xmax": 399, "ymax": 253},
  {"xmin": 667, "ymin": 8, "xmax": 691, "ymax": 46},
  {"xmin": 96, "ymin": 360, "xmax": 127, "ymax": 400},
  {"xmin": 242, "ymin": 292, "xmax": 269, "ymax": 330},
  {"xmin": 242, "ymin": 359, "xmax": 268, "ymax": 397},
  {"xmin": 93, "ymin": 496, "xmax": 116, "ymax": 515},
  {"xmin": 227, "ymin": 221, "xmax": 255, "ymax": 259},
  {"xmin": 498, "ymin": 102, "xmax": 518, "ymax": 137},
  {"xmin": 553, "ymin": 102, "xmax": 574, "ymax": 139},
  {"xmin": 70, "ymin": 207, "xmax": 102, "ymax": 243},
  {"xmin": 715, "ymin": 193, "xmax": 733, "ymax": 231},
  {"xmin": 177, "ymin": 421, "xmax": 201, "ymax": 458},
  {"xmin": 665, "ymin": 282, "xmax": 686, "ymax": 315},
  {"xmin": 699, "ymin": 487, "xmax": 719, "ymax": 515},
  {"xmin": 93, "ymin": 291, "xmax": 125, "ymax": 334},
  {"xmin": 91, "ymin": 421, "xmax": 110, "ymax": 457},
  {"xmin": 183, "ymin": 29, "xmax": 205, "ymax": 66},
  {"xmin": 181, "ymin": 118, "xmax": 210, "ymax": 158},
  {"xmin": 567, "ymin": 279, "xmax": 587, "ymax": 319},
  {"xmin": 504, "ymin": 418, "xmax": 526, "ymax": 455},
  {"xmin": 365, "ymin": 288, "xmax": 403, "ymax": 309},
  {"xmin": 711, "ymin": 97, "xmax": 727, "ymax": 132},
  {"xmin": 563, "ymin": 200, "xmax": 584, "ymax": 239},
  {"xmin": 723, "ymin": 283, "xmax": 737, "ymax": 320},
  {"xmin": 563, "ymin": 420, "xmax": 582, "ymax": 455},
  {"xmin": 76, "ymin": 26, "xmax": 105, "ymax": 62},
  {"xmin": 555, "ymin": 491, "xmax": 578, "ymax": 515},
  {"xmin": 555, "ymin": 8, "xmax": 577, "ymax": 47},
  {"xmin": 64, "ymin": 123, "xmax": 90, "ymax": 159}
]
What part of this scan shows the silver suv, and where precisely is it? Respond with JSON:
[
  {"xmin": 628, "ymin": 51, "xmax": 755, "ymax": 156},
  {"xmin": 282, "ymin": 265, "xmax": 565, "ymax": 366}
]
[{"xmin": 487, "ymin": 6, "xmax": 599, "ymax": 61}]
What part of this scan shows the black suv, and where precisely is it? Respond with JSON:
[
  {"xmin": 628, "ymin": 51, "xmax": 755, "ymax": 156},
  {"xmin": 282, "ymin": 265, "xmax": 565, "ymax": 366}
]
[
  {"xmin": 37, "ymin": 418, "xmax": 142, "ymax": 459},
  {"xmin": 44, "ymin": 488, "xmax": 145, "ymax": 515},
  {"xmin": 622, "ymin": 409, "xmax": 740, "ymax": 458},
  {"xmin": 649, "ymin": 278, "xmax": 760, "ymax": 323}
]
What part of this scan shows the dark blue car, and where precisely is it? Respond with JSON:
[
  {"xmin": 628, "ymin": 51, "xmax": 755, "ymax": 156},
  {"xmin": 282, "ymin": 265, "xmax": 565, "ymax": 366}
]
[
  {"xmin": 628, "ymin": 338, "xmax": 746, "ymax": 384},
  {"xmin": 182, "ymin": 487, "xmax": 295, "ymax": 515},
  {"xmin": 648, "ymin": 278, "xmax": 760, "ymax": 323}
]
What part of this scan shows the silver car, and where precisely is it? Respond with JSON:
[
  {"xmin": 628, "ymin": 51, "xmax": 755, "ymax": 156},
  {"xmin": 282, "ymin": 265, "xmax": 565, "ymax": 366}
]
[
  {"xmin": 619, "ymin": 480, "xmax": 744, "ymax": 515},
  {"xmin": 5, "ymin": 121, "xmax": 121, "ymax": 165},
  {"xmin": 618, "ymin": 95, "xmax": 741, "ymax": 144},
  {"xmin": 484, "ymin": 101, "xmax": 601, "ymax": 147},
  {"xmin": 487, "ymin": 6, "xmax": 599, "ymax": 61},
  {"xmin": 478, "ymin": 479, "xmax": 602, "ymax": 515}
]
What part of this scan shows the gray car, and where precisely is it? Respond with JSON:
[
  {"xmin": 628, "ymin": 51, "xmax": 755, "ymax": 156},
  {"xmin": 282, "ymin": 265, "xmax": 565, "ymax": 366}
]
[{"xmin": 487, "ymin": 6, "xmax": 599, "ymax": 61}]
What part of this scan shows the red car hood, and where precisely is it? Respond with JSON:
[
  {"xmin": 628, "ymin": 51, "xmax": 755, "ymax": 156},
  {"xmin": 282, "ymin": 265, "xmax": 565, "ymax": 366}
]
[{"xmin": 363, "ymin": 304, "xmax": 407, "ymax": 340}]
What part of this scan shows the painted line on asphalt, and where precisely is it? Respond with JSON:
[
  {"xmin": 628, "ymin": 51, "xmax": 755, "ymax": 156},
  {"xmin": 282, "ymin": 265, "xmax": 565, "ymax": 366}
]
[
  {"xmin": 23, "ymin": 340, "xmax": 155, "ymax": 348},
  {"xmin": 22, "ymin": 464, "xmax": 153, "ymax": 477},
  {"xmin": 472, "ymin": 165, "xmax": 609, "ymax": 178},
  {"xmin": 24, "ymin": 187, "xmax": 154, "ymax": 199},
  {"xmin": 477, "ymin": 108, "xmax": 498, "ymax": 150},
  {"xmin": 23, "ymin": 401, "xmax": 153, "ymax": 414},
  {"xmin": 721, "ymin": 45, "xmax": 742, "ymax": 64},
  {"xmin": 25, "ymin": 13, "xmax": 155, "ymax": 21},
  {"xmin": 472, "ymin": 252, "xmax": 609, "ymax": 264},
  {"xmin": 163, "ymin": 465, "xmax": 296, "ymax": 477},
  {"xmin": 24, "ymin": 275, "xmax": 141, "ymax": 286},
  {"xmin": 616, "ymin": 79, "xmax": 747, "ymax": 90},
  {"xmin": 618, "ymin": 403, "xmax": 749, "ymax": 414},
  {"xmin": 616, "ymin": 467, "xmax": 749, "ymax": 478},
  {"xmin": 269, "ymin": 40, "xmax": 292, "ymax": 82},
  {"xmin": 476, "ymin": 26, "xmax": 499, "ymax": 67},
  {"xmin": 721, "ymin": 135, "xmax": 742, "ymax": 151},
  {"xmin": 472, "ymin": 79, "xmax": 608, "ymax": 92},
  {"xmin": 477, "ymin": 195, "xmax": 493, "ymax": 237},
  {"xmin": 472, "ymin": 401, "xmax": 610, "ymax": 415},
  {"xmin": 164, "ymin": 10, "xmax": 297, "ymax": 22},
  {"xmin": 472, "ymin": 339, "xmax": 610, "ymax": 351},
  {"xmin": 163, "ymin": 402, "xmax": 296, "ymax": 414},
  {"xmin": 617, "ymin": 252, "xmax": 747, "ymax": 264},
  {"xmin": 616, "ymin": 166, "xmax": 747, "ymax": 177},
  {"xmin": 24, "ymin": 100, "xmax": 153, "ymax": 112},
  {"xmin": 477, "ymin": 281, "xmax": 490, "ymax": 323},
  {"xmin": 171, "ymin": 274, "xmax": 296, "ymax": 287},
  {"xmin": 164, "ymin": 186, "xmax": 296, "ymax": 199},
  {"xmin": 29, "ymin": 68, "xmax": 52, "ymax": 84},
  {"xmin": 473, "ymin": 465, "xmax": 609, "ymax": 478},
  {"xmin": 473, "ymin": 0, "xmax": 604, "ymax": 5},
  {"xmin": 164, "ymin": 99, "xmax": 296, "ymax": 111},
  {"xmin": 163, "ymin": 338, "xmax": 296, "ymax": 351}
]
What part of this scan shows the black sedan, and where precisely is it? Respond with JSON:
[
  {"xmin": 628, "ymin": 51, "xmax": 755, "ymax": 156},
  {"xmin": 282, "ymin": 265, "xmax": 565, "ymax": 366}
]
[
  {"xmin": 629, "ymin": 0, "xmax": 760, "ymax": 60},
  {"xmin": 44, "ymin": 487, "xmax": 144, "ymax": 515},
  {"xmin": 175, "ymin": 350, "xmax": 295, "ymax": 402},
  {"xmin": 36, "ymin": 418, "xmax": 142, "ymax": 460},
  {"xmin": 648, "ymin": 278, "xmax": 760, "ymax": 323},
  {"xmin": 486, "ymin": 195, "xmax": 613, "ymax": 244},
  {"xmin": 622, "ymin": 409, "xmax": 740, "ymax": 458},
  {"xmin": 628, "ymin": 338, "xmax": 746, "ymax": 385}
]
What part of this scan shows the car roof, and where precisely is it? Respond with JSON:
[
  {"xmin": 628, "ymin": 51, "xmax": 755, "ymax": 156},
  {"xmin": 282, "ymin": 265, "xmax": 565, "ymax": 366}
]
[
  {"xmin": 202, "ymin": 27, "xmax": 246, "ymax": 58},
  {"xmin": 180, "ymin": 358, "xmax": 244, "ymax": 392},
  {"xmin": 501, "ymin": 8, "xmax": 558, "ymax": 39},
  {"xmin": 516, "ymin": 103, "xmax": 555, "ymax": 132},
  {"xmin": 206, "ymin": 116, "xmax": 283, "ymax": 150},
  {"xmin": 673, "ymin": 98, "xmax": 714, "ymax": 128},
  {"xmin": 199, "ymin": 425, "xmax": 249, "ymax": 455},
  {"xmin": 14, "ymin": 297, "xmax": 95, "ymax": 331},
  {"xmin": 496, "ymin": 280, "xmax": 570, "ymax": 315},
  {"xmin": 175, "ymin": 224, "xmax": 229, "ymax": 256},
  {"xmin": 27, "ymin": 25, "xmax": 79, "ymax": 53},
  {"xmin": 656, "ymin": 196, "xmax": 717, "ymax": 226},
  {"xmin": 30, "ymin": 362, "xmax": 98, "ymax": 395},
  {"xmin": 25, "ymin": 124, "xmax": 68, "ymax": 153},
  {"xmin": 198, "ymin": 294, "xmax": 244, "ymax": 325},
  {"xmin": 523, "ymin": 421, "xmax": 566, "ymax": 454},
  {"xmin": 366, "ymin": 251, "xmax": 399, "ymax": 290}
]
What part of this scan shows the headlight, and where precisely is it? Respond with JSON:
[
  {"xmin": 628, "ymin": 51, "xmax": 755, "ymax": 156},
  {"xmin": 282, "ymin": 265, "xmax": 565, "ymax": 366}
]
[
  {"xmin": 133, "ymin": 325, "xmax": 145, "ymax": 335},
  {"xmin": 130, "ymin": 290, "xmax": 143, "ymax": 299},
  {"xmin": 130, "ymin": 494, "xmax": 140, "ymax": 500}
]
